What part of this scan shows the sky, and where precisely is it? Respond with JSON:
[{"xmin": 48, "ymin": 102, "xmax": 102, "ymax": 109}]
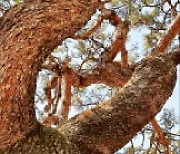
[
  {"xmin": 0, "ymin": 0, "xmax": 179, "ymax": 153},
  {"xmin": 31, "ymin": 1, "xmax": 179, "ymax": 152},
  {"xmin": 115, "ymin": 15, "xmax": 180, "ymax": 152},
  {"xmin": 126, "ymin": 27, "xmax": 180, "ymax": 119}
]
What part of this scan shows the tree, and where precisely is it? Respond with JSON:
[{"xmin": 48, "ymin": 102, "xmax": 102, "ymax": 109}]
[{"xmin": 0, "ymin": 0, "xmax": 179, "ymax": 153}]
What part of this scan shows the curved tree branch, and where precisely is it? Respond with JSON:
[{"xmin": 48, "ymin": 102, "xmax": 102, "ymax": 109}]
[
  {"xmin": 0, "ymin": 0, "xmax": 179, "ymax": 153},
  {"xmin": 0, "ymin": 0, "xmax": 101, "ymax": 150},
  {"xmin": 59, "ymin": 51, "xmax": 179, "ymax": 153}
]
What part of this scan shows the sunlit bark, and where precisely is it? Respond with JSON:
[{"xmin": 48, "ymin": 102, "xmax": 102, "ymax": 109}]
[
  {"xmin": 0, "ymin": 0, "xmax": 179, "ymax": 153},
  {"xmin": 0, "ymin": 0, "xmax": 100, "ymax": 150}
]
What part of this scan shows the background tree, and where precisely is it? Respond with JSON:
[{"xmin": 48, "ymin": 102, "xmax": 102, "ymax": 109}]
[{"xmin": 0, "ymin": 0, "xmax": 179, "ymax": 153}]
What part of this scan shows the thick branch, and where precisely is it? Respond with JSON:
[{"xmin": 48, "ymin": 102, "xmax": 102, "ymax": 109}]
[
  {"xmin": 53, "ymin": 62, "xmax": 134, "ymax": 88},
  {"xmin": 0, "ymin": 0, "xmax": 179, "ymax": 153},
  {"xmin": 59, "ymin": 51, "xmax": 178, "ymax": 153},
  {"xmin": 77, "ymin": 63, "xmax": 133, "ymax": 87},
  {"xmin": 0, "ymin": 0, "xmax": 101, "ymax": 150}
]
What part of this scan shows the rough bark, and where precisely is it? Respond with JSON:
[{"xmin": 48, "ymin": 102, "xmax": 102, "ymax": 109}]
[
  {"xmin": 1, "ymin": 51, "xmax": 179, "ymax": 154},
  {"xmin": 0, "ymin": 0, "xmax": 101, "ymax": 150},
  {"xmin": 0, "ymin": 0, "xmax": 179, "ymax": 153},
  {"xmin": 59, "ymin": 52, "xmax": 178, "ymax": 153}
]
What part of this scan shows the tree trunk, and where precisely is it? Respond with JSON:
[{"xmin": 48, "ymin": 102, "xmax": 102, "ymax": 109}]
[
  {"xmin": 0, "ymin": 0, "xmax": 179, "ymax": 153},
  {"xmin": 0, "ymin": 0, "xmax": 100, "ymax": 151}
]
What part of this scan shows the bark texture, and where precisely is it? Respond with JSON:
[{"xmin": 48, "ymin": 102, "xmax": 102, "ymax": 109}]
[
  {"xmin": 59, "ymin": 52, "xmax": 178, "ymax": 153},
  {"xmin": 1, "ymin": 52, "xmax": 179, "ymax": 154},
  {"xmin": 3, "ymin": 124, "xmax": 81, "ymax": 154},
  {"xmin": 0, "ymin": 0, "xmax": 179, "ymax": 153},
  {"xmin": 0, "ymin": 0, "xmax": 101, "ymax": 150}
]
